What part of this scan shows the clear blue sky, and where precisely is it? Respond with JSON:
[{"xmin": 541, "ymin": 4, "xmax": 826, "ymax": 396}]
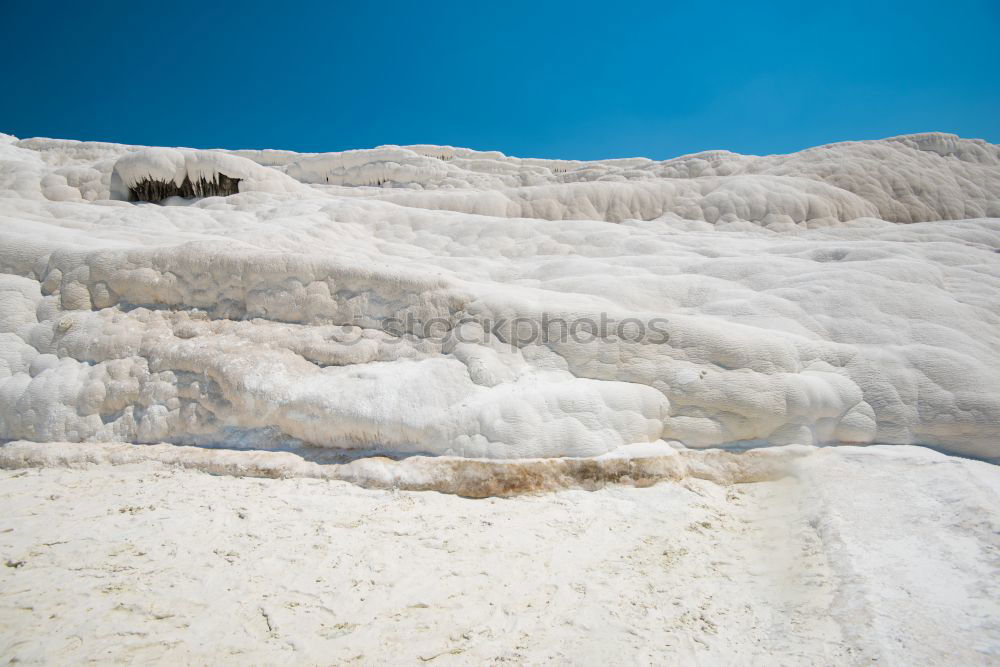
[{"xmin": 2, "ymin": 0, "xmax": 998, "ymax": 160}]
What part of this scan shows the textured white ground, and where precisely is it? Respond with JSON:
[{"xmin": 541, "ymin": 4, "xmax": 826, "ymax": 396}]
[
  {"xmin": 2, "ymin": 132, "xmax": 1000, "ymax": 663},
  {"xmin": 1, "ymin": 445, "xmax": 998, "ymax": 664}
]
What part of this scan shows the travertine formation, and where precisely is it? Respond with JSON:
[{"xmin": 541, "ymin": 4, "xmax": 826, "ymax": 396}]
[
  {"xmin": 2, "ymin": 444, "xmax": 998, "ymax": 663},
  {"xmin": 1, "ymin": 132, "xmax": 999, "ymax": 459}
]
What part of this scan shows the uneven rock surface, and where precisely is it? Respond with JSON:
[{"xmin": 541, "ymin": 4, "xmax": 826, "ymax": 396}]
[
  {"xmin": 2, "ymin": 132, "xmax": 1000, "ymax": 460},
  {"xmin": 1, "ymin": 132, "xmax": 999, "ymax": 663}
]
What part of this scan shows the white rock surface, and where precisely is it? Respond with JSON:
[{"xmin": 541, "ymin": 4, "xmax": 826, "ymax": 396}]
[
  {"xmin": 1, "ymin": 131, "xmax": 999, "ymax": 663},
  {"xmin": 1, "ymin": 132, "xmax": 999, "ymax": 458},
  {"xmin": 0, "ymin": 445, "xmax": 997, "ymax": 663}
]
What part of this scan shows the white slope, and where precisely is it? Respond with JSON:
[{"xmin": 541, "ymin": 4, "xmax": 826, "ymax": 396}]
[
  {"xmin": 1, "ymin": 132, "xmax": 999, "ymax": 459},
  {"xmin": 0, "ymin": 445, "xmax": 996, "ymax": 664}
]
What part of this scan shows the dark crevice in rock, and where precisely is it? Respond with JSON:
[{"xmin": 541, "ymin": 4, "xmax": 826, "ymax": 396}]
[{"xmin": 128, "ymin": 174, "xmax": 241, "ymax": 203}]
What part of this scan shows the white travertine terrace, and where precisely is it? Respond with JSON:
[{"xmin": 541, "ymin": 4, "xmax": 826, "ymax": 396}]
[{"xmin": 1, "ymin": 132, "xmax": 999, "ymax": 460}]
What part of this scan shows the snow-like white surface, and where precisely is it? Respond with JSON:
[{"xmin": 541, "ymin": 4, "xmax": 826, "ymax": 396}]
[
  {"xmin": 2, "ymin": 132, "xmax": 999, "ymax": 663},
  {"xmin": 1, "ymin": 132, "xmax": 999, "ymax": 459},
  {"xmin": 1, "ymin": 444, "xmax": 997, "ymax": 663}
]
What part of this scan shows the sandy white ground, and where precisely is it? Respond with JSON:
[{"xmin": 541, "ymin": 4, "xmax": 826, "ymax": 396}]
[{"xmin": 1, "ymin": 444, "xmax": 998, "ymax": 665}]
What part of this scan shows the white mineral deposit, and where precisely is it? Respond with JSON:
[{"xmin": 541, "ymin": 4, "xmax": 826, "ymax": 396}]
[{"xmin": 1, "ymin": 131, "xmax": 998, "ymax": 663}]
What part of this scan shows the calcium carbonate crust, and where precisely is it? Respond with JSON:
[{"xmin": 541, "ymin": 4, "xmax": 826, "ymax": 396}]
[{"xmin": 0, "ymin": 131, "xmax": 998, "ymax": 460}]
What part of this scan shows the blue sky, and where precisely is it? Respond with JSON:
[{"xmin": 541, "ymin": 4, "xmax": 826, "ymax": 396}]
[{"xmin": 2, "ymin": 0, "xmax": 998, "ymax": 159}]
